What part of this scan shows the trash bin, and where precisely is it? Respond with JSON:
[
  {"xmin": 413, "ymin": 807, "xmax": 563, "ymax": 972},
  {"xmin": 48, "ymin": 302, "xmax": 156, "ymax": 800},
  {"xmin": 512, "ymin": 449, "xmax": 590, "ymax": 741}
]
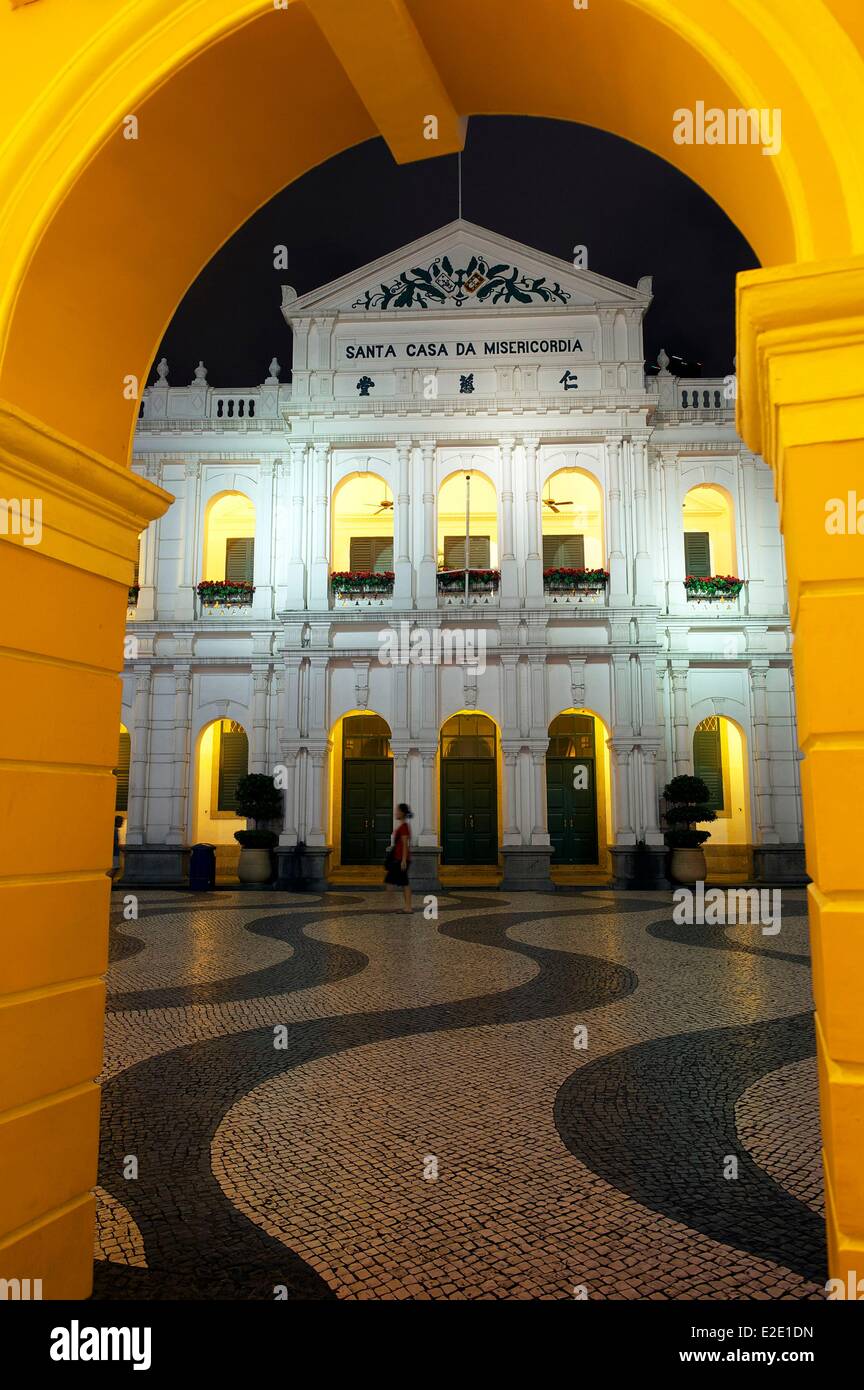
[{"xmin": 189, "ymin": 842, "xmax": 216, "ymax": 892}]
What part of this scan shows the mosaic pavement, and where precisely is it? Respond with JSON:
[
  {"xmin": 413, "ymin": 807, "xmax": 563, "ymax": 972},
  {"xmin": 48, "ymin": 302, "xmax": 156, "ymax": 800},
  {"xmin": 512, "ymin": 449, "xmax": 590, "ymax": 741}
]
[{"xmin": 92, "ymin": 887, "xmax": 825, "ymax": 1301}]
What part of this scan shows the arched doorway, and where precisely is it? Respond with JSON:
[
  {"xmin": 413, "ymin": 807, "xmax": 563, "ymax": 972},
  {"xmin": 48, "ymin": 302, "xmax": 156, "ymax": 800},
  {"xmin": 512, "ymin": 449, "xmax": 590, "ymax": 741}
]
[
  {"xmin": 693, "ymin": 714, "xmax": 753, "ymax": 876},
  {"xmin": 541, "ymin": 468, "xmax": 605, "ymax": 574},
  {"xmin": 546, "ymin": 713, "xmax": 599, "ymax": 865},
  {"xmin": 331, "ymin": 473, "xmax": 394, "ymax": 576},
  {"xmin": 682, "ymin": 484, "xmax": 736, "ymax": 581},
  {"xmin": 202, "ymin": 491, "xmax": 256, "ymax": 588},
  {"xmin": 193, "ymin": 718, "xmax": 249, "ymax": 877},
  {"xmin": 336, "ymin": 713, "xmax": 393, "ymax": 866},
  {"xmin": 437, "ymin": 470, "xmax": 499, "ymax": 593},
  {"xmin": 440, "ymin": 713, "xmax": 498, "ymax": 864}
]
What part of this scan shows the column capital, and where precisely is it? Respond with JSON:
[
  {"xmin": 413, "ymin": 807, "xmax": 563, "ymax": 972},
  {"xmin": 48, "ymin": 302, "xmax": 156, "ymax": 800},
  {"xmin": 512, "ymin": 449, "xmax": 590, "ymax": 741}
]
[{"xmin": 738, "ymin": 257, "xmax": 864, "ymax": 468}]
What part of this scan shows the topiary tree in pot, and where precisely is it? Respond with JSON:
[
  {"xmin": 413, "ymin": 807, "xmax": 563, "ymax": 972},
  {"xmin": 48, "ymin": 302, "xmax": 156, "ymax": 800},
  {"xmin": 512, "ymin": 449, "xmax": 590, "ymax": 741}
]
[
  {"xmin": 233, "ymin": 773, "xmax": 282, "ymax": 884},
  {"xmin": 663, "ymin": 774, "xmax": 717, "ymax": 884}
]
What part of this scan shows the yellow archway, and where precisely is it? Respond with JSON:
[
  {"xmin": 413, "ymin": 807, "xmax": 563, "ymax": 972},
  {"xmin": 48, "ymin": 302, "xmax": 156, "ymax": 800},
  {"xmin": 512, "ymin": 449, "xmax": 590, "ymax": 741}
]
[{"xmin": 1, "ymin": 0, "xmax": 863, "ymax": 1295}]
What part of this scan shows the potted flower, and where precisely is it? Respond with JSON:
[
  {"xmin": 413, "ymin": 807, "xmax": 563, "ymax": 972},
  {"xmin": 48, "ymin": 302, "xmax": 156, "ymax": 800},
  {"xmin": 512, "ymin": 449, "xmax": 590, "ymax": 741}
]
[
  {"xmin": 684, "ymin": 574, "xmax": 744, "ymax": 602},
  {"xmin": 233, "ymin": 772, "xmax": 282, "ymax": 884},
  {"xmin": 436, "ymin": 567, "xmax": 501, "ymax": 594},
  {"xmin": 330, "ymin": 570, "xmax": 395, "ymax": 597},
  {"xmin": 197, "ymin": 579, "xmax": 255, "ymax": 607},
  {"xmin": 663, "ymin": 774, "xmax": 717, "ymax": 884},
  {"xmin": 543, "ymin": 566, "xmax": 609, "ymax": 595}
]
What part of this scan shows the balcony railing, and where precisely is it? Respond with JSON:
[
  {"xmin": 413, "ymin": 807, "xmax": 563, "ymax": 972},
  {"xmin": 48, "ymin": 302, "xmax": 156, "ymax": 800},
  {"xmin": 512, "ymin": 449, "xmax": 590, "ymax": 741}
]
[
  {"xmin": 196, "ymin": 579, "xmax": 255, "ymax": 609},
  {"xmin": 330, "ymin": 571, "xmax": 394, "ymax": 606},
  {"xmin": 543, "ymin": 568, "xmax": 609, "ymax": 607},
  {"xmin": 138, "ymin": 382, "xmax": 291, "ymax": 424},
  {"xmin": 437, "ymin": 569, "xmax": 500, "ymax": 606},
  {"xmin": 684, "ymin": 575, "xmax": 744, "ymax": 603}
]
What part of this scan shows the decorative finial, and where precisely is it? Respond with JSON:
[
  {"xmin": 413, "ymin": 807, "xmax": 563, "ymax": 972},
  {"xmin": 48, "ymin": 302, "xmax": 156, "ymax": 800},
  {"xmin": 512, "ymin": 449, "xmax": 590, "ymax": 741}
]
[
  {"xmin": 155, "ymin": 357, "xmax": 169, "ymax": 385},
  {"xmin": 637, "ymin": 275, "xmax": 654, "ymax": 297},
  {"xmin": 281, "ymin": 285, "xmax": 298, "ymax": 309},
  {"xmin": 265, "ymin": 357, "xmax": 281, "ymax": 385},
  {"xmin": 657, "ymin": 348, "xmax": 671, "ymax": 375},
  {"xmin": 191, "ymin": 360, "xmax": 207, "ymax": 386}
]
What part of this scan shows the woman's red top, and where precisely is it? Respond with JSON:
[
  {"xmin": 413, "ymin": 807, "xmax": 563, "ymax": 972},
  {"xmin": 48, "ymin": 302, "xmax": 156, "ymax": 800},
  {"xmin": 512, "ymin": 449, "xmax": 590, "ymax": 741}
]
[{"xmin": 394, "ymin": 822, "xmax": 411, "ymax": 862}]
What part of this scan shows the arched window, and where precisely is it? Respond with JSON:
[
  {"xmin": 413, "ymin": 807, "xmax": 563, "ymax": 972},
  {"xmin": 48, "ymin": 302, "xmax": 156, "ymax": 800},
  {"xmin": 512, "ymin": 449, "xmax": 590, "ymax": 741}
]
[
  {"xmin": 114, "ymin": 725, "xmax": 131, "ymax": 813},
  {"xmin": 548, "ymin": 712, "xmax": 596, "ymax": 757},
  {"xmin": 541, "ymin": 469, "xmax": 604, "ymax": 571},
  {"xmin": 682, "ymin": 485, "xmax": 736, "ymax": 578},
  {"xmin": 343, "ymin": 713, "xmax": 393, "ymax": 760},
  {"xmin": 441, "ymin": 713, "xmax": 497, "ymax": 759},
  {"xmin": 331, "ymin": 473, "xmax": 394, "ymax": 573},
  {"xmin": 202, "ymin": 492, "xmax": 256, "ymax": 583},
  {"xmin": 437, "ymin": 471, "xmax": 498, "ymax": 572}
]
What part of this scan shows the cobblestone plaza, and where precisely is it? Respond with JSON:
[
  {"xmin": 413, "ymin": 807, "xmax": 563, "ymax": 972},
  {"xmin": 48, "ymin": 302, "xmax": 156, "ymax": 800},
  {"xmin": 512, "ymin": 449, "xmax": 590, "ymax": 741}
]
[{"xmin": 93, "ymin": 887, "xmax": 823, "ymax": 1301}]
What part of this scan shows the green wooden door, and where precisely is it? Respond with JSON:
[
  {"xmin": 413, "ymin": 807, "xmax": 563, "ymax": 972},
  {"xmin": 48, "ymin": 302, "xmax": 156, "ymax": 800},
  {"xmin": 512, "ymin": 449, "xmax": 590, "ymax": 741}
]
[
  {"xmin": 342, "ymin": 759, "xmax": 393, "ymax": 864},
  {"xmin": 546, "ymin": 757, "xmax": 599, "ymax": 864},
  {"xmin": 441, "ymin": 760, "xmax": 498, "ymax": 864}
]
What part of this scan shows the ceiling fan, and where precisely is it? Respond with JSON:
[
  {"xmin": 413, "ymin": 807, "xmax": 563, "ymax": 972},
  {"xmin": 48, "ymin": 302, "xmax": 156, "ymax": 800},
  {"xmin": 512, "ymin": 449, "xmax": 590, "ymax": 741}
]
[
  {"xmin": 367, "ymin": 494, "xmax": 394, "ymax": 515},
  {"xmin": 542, "ymin": 487, "xmax": 573, "ymax": 514}
]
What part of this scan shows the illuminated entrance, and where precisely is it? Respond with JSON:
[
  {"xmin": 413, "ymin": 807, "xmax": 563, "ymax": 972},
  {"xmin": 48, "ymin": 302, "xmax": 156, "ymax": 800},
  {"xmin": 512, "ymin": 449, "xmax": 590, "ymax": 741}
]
[
  {"xmin": 440, "ymin": 714, "xmax": 498, "ymax": 865},
  {"xmin": 546, "ymin": 713, "xmax": 599, "ymax": 865},
  {"xmin": 340, "ymin": 715, "xmax": 393, "ymax": 865}
]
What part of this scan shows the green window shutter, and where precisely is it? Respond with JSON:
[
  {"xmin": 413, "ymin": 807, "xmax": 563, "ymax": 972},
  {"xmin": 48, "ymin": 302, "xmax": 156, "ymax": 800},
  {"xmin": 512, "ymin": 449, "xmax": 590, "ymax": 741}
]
[
  {"xmin": 372, "ymin": 538, "xmax": 393, "ymax": 571},
  {"xmin": 543, "ymin": 534, "xmax": 585, "ymax": 569},
  {"xmin": 693, "ymin": 721, "xmax": 724, "ymax": 812},
  {"xmin": 349, "ymin": 536, "xmax": 393, "ymax": 571},
  {"xmin": 443, "ymin": 535, "xmax": 491, "ymax": 568},
  {"xmin": 218, "ymin": 724, "xmax": 249, "ymax": 812},
  {"xmin": 114, "ymin": 730, "xmax": 131, "ymax": 813},
  {"xmin": 225, "ymin": 537, "xmax": 254, "ymax": 583},
  {"xmin": 684, "ymin": 530, "xmax": 711, "ymax": 578}
]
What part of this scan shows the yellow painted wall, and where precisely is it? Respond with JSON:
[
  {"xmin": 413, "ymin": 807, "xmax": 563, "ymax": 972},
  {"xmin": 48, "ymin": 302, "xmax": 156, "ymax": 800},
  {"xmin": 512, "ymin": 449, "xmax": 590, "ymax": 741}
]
[
  {"xmin": 683, "ymin": 485, "xmax": 736, "ymax": 575},
  {"xmin": 701, "ymin": 716, "xmax": 752, "ymax": 846},
  {"xmin": 541, "ymin": 471, "xmax": 605, "ymax": 570},
  {"xmin": 438, "ymin": 472, "xmax": 498, "ymax": 568},
  {"xmin": 202, "ymin": 492, "xmax": 255, "ymax": 580},
  {"xmin": 193, "ymin": 720, "xmax": 245, "ymax": 845},
  {"xmin": 331, "ymin": 475, "xmax": 393, "ymax": 571}
]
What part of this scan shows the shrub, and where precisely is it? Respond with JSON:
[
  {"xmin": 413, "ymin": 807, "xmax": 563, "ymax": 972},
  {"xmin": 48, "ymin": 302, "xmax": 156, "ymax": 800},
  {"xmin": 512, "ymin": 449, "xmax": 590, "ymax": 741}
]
[
  {"xmin": 234, "ymin": 829, "xmax": 279, "ymax": 849},
  {"xmin": 663, "ymin": 774, "xmax": 716, "ymax": 848},
  {"xmin": 234, "ymin": 773, "xmax": 282, "ymax": 826}
]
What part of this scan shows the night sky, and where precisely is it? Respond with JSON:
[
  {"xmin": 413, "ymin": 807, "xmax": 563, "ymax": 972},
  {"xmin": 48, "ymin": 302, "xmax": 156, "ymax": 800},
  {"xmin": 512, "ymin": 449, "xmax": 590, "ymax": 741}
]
[{"xmin": 155, "ymin": 116, "xmax": 759, "ymax": 388}]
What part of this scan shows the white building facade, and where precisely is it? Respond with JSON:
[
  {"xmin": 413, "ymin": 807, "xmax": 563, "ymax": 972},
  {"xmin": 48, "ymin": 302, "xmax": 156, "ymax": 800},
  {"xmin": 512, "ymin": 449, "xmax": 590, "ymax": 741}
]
[{"xmin": 120, "ymin": 221, "xmax": 804, "ymax": 889}]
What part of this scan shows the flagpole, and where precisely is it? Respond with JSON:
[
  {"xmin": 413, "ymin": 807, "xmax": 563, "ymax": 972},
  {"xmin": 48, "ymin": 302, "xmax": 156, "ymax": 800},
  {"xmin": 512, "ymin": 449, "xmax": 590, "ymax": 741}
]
[{"xmin": 464, "ymin": 472, "xmax": 471, "ymax": 604}]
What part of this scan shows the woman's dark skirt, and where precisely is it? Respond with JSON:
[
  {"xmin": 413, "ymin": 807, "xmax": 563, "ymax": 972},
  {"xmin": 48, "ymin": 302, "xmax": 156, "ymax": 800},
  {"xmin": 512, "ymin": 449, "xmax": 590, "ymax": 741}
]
[{"xmin": 384, "ymin": 863, "xmax": 410, "ymax": 887}]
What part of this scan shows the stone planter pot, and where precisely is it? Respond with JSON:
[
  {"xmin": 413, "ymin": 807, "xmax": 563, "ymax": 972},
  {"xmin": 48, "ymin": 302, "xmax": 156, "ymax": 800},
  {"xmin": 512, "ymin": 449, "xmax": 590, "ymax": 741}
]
[
  {"xmin": 237, "ymin": 847, "xmax": 273, "ymax": 884},
  {"xmin": 669, "ymin": 846, "xmax": 707, "ymax": 885}
]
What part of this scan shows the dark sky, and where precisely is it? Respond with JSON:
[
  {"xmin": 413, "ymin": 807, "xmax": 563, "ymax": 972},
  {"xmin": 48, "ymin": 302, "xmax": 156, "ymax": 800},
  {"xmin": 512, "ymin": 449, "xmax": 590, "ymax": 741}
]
[{"xmin": 156, "ymin": 116, "xmax": 758, "ymax": 386}]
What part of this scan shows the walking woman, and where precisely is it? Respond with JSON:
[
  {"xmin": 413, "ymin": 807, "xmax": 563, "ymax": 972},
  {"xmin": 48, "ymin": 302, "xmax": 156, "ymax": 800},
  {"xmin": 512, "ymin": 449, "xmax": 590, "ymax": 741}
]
[{"xmin": 385, "ymin": 803, "xmax": 413, "ymax": 913}]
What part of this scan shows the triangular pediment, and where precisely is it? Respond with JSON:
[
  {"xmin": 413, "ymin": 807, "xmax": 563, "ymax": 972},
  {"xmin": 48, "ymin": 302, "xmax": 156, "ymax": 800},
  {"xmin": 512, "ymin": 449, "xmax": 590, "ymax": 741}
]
[{"xmin": 281, "ymin": 220, "xmax": 651, "ymax": 319}]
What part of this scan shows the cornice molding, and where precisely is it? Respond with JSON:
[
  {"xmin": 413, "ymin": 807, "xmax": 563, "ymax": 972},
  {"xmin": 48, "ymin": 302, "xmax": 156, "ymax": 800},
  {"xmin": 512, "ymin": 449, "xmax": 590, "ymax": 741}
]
[
  {"xmin": 737, "ymin": 256, "xmax": 864, "ymax": 478},
  {"xmin": 0, "ymin": 398, "xmax": 173, "ymax": 580}
]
